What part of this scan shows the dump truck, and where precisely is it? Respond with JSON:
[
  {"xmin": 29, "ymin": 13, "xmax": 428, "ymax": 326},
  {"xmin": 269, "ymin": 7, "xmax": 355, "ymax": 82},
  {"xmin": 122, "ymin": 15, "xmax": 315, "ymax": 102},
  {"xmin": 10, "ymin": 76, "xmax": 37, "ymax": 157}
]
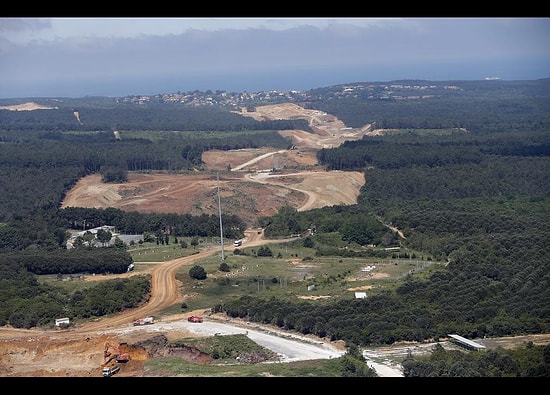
[
  {"xmin": 133, "ymin": 316, "xmax": 154, "ymax": 326},
  {"xmin": 187, "ymin": 315, "xmax": 203, "ymax": 323},
  {"xmin": 102, "ymin": 365, "xmax": 120, "ymax": 377}
]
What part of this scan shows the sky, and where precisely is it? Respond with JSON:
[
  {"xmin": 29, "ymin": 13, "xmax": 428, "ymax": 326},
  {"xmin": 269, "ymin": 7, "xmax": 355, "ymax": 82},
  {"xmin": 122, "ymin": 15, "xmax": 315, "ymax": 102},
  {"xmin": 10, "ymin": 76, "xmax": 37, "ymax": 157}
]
[{"xmin": 1, "ymin": 17, "xmax": 549, "ymax": 99}]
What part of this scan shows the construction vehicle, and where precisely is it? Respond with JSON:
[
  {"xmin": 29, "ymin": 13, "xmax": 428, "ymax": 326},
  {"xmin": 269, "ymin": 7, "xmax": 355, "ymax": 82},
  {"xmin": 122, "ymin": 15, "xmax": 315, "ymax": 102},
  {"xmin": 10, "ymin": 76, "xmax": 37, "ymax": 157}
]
[
  {"xmin": 104, "ymin": 342, "xmax": 131, "ymax": 364},
  {"xmin": 187, "ymin": 315, "xmax": 203, "ymax": 323},
  {"xmin": 133, "ymin": 316, "xmax": 154, "ymax": 326},
  {"xmin": 102, "ymin": 365, "xmax": 120, "ymax": 377}
]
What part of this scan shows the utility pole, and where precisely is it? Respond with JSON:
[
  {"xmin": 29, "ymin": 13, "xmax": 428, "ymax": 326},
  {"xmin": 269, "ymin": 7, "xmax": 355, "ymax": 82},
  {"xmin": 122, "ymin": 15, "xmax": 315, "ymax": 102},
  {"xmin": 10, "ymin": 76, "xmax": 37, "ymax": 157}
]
[{"xmin": 217, "ymin": 172, "xmax": 225, "ymax": 261}]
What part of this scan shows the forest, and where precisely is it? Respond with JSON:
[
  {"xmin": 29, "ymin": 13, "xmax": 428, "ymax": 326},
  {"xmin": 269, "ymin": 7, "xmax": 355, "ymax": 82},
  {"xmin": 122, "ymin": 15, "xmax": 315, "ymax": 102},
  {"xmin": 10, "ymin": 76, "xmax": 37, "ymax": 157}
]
[{"xmin": 0, "ymin": 79, "xmax": 549, "ymax": 376}]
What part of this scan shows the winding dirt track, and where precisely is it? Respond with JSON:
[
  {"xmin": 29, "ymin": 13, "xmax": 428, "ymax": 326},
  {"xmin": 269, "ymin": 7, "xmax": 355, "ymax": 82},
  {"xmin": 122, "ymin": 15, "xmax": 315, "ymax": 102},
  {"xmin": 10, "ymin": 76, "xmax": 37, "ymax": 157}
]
[
  {"xmin": 1, "ymin": 103, "xmax": 549, "ymax": 377},
  {"xmin": 0, "ymin": 226, "xmax": 296, "ymax": 342},
  {"xmin": 0, "ymin": 103, "xmax": 367, "ymax": 342},
  {"xmin": 73, "ymin": 230, "xmax": 293, "ymax": 335}
]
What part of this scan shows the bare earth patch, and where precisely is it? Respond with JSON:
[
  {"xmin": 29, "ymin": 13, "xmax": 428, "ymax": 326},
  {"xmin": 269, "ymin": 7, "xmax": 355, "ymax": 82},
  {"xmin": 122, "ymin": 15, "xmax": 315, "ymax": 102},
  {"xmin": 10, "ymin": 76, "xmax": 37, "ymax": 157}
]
[
  {"xmin": 347, "ymin": 285, "xmax": 376, "ymax": 291},
  {"xmin": 297, "ymin": 295, "xmax": 332, "ymax": 300},
  {"xmin": 2, "ymin": 102, "xmax": 549, "ymax": 377},
  {"xmin": 3, "ymin": 102, "xmax": 550, "ymax": 377},
  {"xmin": 0, "ymin": 102, "xmax": 57, "ymax": 111},
  {"xmin": 1, "ymin": 103, "xmax": 371, "ymax": 377},
  {"xmin": 58, "ymin": 101, "xmax": 371, "ymax": 226},
  {"xmin": 60, "ymin": 169, "xmax": 365, "ymax": 227}
]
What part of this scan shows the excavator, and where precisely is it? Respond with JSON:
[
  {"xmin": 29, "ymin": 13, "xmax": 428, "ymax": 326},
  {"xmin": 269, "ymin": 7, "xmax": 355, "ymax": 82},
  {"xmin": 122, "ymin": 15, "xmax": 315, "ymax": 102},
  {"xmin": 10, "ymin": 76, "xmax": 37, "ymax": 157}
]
[{"xmin": 104, "ymin": 342, "xmax": 131, "ymax": 364}]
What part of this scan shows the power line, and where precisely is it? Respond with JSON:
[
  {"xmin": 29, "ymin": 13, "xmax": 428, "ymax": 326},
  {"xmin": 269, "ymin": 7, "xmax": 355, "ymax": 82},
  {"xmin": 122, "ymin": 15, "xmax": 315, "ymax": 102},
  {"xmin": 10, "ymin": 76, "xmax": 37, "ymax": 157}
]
[{"xmin": 217, "ymin": 172, "xmax": 225, "ymax": 261}]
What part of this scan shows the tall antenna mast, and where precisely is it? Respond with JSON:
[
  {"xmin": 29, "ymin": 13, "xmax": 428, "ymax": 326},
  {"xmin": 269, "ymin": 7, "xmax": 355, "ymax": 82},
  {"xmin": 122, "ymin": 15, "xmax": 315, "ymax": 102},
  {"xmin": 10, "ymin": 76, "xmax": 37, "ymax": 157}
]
[{"xmin": 217, "ymin": 172, "xmax": 225, "ymax": 261}]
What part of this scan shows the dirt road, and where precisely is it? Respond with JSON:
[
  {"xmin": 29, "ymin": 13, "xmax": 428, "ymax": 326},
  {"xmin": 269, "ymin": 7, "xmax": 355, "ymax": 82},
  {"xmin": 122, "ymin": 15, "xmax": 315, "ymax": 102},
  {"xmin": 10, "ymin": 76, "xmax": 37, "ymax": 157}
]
[
  {"xmin": 245, "ymin": 170, "xmax": 364, "ymax": 211},
  {"xmin": 0, "ymin": 102, "xmax": 372, "ymax": 376},
  {"xmin": 0, "ymin": 230, "xmax": 301, "ymax": 376},
  {"xmin": 3, "ymin": 103, "xmax": 544, "ymax": 377},
  {"xmin": 60, "ymin": 103, "xmax": 370, "ymax": 226}
]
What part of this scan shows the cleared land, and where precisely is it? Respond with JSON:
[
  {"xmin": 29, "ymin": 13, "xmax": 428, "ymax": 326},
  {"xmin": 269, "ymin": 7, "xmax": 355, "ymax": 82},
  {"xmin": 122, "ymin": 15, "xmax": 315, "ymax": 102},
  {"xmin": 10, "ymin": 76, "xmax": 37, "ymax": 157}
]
[
  {"xmin": 61, "ymin": 102, "xmax": 372, "ymax": 227},
  {"xmin": 0, "ymin": 102, "xmax": 370, "ymax": 377},
  {"xmin": 1, "ymin": 102, "xmax": 548, "ymax": 377}
]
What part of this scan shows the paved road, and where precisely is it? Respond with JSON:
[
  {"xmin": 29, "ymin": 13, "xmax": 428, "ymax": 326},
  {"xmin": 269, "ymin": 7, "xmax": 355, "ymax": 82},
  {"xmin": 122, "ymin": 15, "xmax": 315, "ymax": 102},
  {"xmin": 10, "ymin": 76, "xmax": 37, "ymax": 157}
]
[
  {"xmin": 231, "ymin": 149, "xmax": 287, "ymax": 171},
  {"xmin": 108, "ymin": 317, "xmax": 405, "ymax": 376},
  {"xmin": 364, "ymin": 360, "xmax": 404, "ymax": 377},
  {"xmin": 105, "ymin": 316, "xmax": 346, "ymax": 363}
]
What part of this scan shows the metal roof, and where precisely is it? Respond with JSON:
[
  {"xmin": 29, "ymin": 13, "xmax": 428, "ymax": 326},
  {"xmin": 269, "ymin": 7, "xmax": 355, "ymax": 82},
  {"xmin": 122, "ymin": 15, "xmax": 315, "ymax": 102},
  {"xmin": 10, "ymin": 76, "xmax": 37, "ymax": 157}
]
[{"xmin": 448, "ymin": 334, "xmax": 486, "ymax": 349}]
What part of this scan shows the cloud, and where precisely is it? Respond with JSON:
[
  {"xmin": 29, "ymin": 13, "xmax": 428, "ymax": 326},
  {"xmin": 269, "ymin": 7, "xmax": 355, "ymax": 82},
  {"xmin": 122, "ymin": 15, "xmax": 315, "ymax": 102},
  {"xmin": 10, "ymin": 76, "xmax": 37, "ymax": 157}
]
[
  {"xmin": 0, "ymin": 18, "xmax": 549, "ymax": 98},
  {"xmin": 0, "ymin": 18, "xmax": 51, "ymax": 35}
]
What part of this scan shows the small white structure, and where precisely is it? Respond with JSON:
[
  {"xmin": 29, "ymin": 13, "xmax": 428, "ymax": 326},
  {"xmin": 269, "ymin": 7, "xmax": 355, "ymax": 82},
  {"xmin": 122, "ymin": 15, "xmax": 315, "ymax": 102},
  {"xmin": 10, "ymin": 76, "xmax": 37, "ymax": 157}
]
[
  {"xmin": 355, "ymin": 292, "xmax": 367, "ymax": 299},
  {"xmin": 55, "ymin": 317, "xmax": 70, "ymax": 326},
  {"xmin": 448, "ymin": 334, "xmax": 486, "ymax": 351},
  {"xmin": 307, "ymin": 284, "xmax": 316, "ymax": 291}
]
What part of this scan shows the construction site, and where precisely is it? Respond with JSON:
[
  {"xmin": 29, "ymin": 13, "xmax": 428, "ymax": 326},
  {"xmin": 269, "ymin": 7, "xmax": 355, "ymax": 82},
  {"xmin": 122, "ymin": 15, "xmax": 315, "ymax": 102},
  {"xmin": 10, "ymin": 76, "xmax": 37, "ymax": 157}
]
[
  {"xmin": 1, "ymin": 102, "xmax": 549, "ymax": 377},
  {"xmin": 102, "ymin": 342, "xmax": 131, "ymax": 376}
]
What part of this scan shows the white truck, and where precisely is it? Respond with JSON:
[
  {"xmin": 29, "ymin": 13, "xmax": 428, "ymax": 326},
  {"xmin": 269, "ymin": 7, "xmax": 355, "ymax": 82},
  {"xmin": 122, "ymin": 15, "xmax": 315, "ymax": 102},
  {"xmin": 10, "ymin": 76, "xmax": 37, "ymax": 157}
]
[
  {"xmin": 133, "ymin": 316, "xmax": 154, "ymax": 326},
  {"xmin": 102, "ymin": 365, "xmax": 120, "ymax": 377}
]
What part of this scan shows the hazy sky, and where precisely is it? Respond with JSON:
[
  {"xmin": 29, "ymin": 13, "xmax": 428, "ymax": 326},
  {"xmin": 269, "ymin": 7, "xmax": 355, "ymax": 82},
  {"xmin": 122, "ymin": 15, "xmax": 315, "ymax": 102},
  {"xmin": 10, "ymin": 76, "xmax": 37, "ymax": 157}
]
[{"xmin": 1, "ymin": 17, "xmax": 549, "ymax": 98}]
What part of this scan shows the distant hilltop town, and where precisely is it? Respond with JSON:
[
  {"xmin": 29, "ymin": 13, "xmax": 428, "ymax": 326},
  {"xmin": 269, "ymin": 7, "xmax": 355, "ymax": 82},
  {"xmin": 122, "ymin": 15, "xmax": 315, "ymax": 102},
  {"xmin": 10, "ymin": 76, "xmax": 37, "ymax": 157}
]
[{"xmin": 115, "ymin": 81, "xmax": 465, "ymax": 107}]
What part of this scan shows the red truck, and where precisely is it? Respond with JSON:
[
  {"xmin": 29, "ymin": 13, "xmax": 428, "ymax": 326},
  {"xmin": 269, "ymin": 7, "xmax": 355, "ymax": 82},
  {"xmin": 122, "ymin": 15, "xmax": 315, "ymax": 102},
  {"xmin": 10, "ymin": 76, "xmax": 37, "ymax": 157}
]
[{"xmin": 187, "ymin": 315, "xmax": 203, "ymax": 323}]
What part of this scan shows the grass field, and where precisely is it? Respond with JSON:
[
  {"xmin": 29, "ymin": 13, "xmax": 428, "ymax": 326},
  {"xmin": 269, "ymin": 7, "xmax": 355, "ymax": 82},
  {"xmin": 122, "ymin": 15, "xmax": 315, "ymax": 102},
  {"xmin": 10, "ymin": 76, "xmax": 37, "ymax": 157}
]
[
  {"xmin": 142, "ymin": 239, "xmax": 445, "ymax": 317},
  {"xmin": 39, "ymin": 237, "xmax": 442, "ymax": 314}
]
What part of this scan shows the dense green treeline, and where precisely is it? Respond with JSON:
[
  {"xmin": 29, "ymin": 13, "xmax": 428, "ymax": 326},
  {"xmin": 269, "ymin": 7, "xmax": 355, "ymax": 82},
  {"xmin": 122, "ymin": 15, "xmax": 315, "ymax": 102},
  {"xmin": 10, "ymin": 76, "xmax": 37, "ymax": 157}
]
[
  {"xmin": 58, "ymin": 207, "xmax": 248, "ymax": 240},
  {"xmin": 305, "ymin": 79, "xmax": 550, "ymax": 131},
  {"xmin": 0, "ymin": 207, "xmax": 247, "ymax": 252},
  {"xmin": 402, "ymin": 343, "xmax": 550, "ymax": 377},
  {"xmin": 0, "ymin": 130, "xmax": 292, "ymax": 220},
  {"xmin": 0, "ymin": 248, "xmax": 133, "ymax": 275},
  {"xmin": 0, "ymin": 105, "xmax": 310, "ymax": 133},
  {"xmin": 317, "ymin": 130, "xmax": 550, "ymax": 171},
  {"xmin": 376, "ymin": 196, "xmax": 549, "ymax": 261},
  {"xmin": 309, "ymin": 96, "xmax": 550, "ymax": 132},
  {"xmin": 360, "ymin": 156, "xmax": 549, "ymax": 199},
  {"xmin": 259, "ymin": 205, "xmax": 399, "ymax": 249},
  {"xmin": 225, "ymin": 129, "xmax": 550, "ymax": 346},
  {"xmin": 0, "ymin": 267, "xmax": 151, "ymax": 328}
]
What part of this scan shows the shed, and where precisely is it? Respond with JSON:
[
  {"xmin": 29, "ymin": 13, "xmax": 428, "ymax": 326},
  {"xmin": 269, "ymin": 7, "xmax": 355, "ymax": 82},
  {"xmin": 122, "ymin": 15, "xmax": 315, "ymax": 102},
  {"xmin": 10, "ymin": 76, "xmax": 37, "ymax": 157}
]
[
  {"xmin": 55, "ymin": 317, "xmax": 70, "ymax": 326},
  {"xmin": 355, "ymin": 292, "xmax": 367, "ymax": 299},
  {"xmin": 448, "ymin": 334, "xmax": 485, "ymax": 351}
]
